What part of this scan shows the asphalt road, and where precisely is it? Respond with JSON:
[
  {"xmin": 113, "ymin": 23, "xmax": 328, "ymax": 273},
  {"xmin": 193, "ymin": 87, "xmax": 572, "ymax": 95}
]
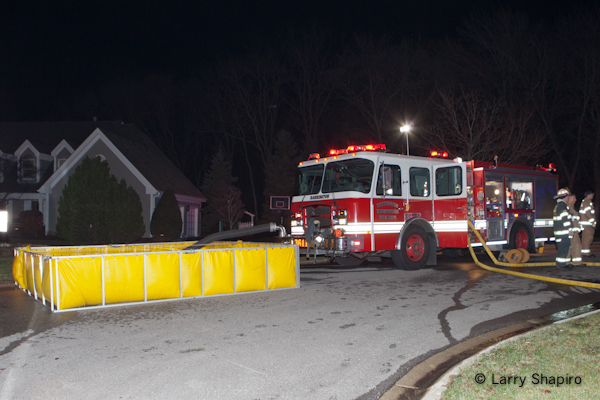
[{"xmin": 1, "ymin": 248, "xmax": 599, "ymax": 400}]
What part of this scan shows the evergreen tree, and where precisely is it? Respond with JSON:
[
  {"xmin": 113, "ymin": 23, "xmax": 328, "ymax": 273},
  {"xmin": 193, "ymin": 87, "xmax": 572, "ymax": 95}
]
[
  {"xmin": 108, "ymin": 179, "xmax": 146, "ymax": 243},
  {"xmin": 261, "ymin": 130, "xmax": 300, "ymax": 226},
  {"xmin": 150, "ymin": 187, "xmax": 182, "ymax": 240},
  {"xmin": 56, "ymin": 156, "xmax": 145, "ymax": 244},
  {"xmin": 201, "ymin": 147, "xmax": 245, "ymax": 233}
]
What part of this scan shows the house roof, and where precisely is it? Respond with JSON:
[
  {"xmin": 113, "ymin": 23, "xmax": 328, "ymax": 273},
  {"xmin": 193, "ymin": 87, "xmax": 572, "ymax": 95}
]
[{"xmin": 0, "ymin": 121, "xmax": 205, "ymax": 200}]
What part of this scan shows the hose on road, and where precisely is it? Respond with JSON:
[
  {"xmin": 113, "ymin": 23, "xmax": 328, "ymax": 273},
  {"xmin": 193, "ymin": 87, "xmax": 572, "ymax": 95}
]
[{"xmin": 467, "ymin": 220, "xmax": 600, "ymax": 289}]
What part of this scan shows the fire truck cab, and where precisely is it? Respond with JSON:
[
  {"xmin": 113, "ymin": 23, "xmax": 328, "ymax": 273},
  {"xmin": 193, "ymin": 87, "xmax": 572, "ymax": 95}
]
[{"xmin": 290, "ymin": 144, "xmax": 558, "ymax": 270}]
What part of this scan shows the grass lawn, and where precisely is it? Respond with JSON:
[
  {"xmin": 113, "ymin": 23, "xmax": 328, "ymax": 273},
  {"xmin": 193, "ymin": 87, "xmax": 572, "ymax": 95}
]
[
  {"xmin": 0, "ymin": 255, "xmax": 14, "ymax": 283},
  {"xmin": 440, "ymin": 311, "xmax": 600, "ymax": 399}
]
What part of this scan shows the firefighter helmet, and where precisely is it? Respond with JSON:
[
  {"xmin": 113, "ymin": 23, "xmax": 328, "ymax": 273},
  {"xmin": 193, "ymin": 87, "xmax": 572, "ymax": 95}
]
[{"xmin": 553, "ymin": 187, "xmax": 571, "ymax": 200}]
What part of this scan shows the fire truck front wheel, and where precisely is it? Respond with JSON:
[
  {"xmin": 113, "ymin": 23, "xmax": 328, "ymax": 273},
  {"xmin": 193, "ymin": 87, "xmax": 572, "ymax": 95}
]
[{"xmin": 392, "ymin": 225, "xmax": 430, "ymax": 270}]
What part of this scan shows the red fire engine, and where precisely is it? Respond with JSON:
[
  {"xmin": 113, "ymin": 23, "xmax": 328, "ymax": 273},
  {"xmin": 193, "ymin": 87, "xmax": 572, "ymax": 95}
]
[{"xmin": 290, "ymin": 144, "xmax": 558, "ymax": 270}]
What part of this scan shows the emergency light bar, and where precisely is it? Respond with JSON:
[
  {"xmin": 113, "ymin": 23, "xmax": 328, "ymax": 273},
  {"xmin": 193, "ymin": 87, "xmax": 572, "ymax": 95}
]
[{"xmin": 328, "ymin": 144, "xmax": 386, "ymax": 156}]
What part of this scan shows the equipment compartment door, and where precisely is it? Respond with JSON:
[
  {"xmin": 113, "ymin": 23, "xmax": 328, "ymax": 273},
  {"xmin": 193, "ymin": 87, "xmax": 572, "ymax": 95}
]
[{"xmin": 483, "ymin": 172, "xmax": 506, "ymax": 241}]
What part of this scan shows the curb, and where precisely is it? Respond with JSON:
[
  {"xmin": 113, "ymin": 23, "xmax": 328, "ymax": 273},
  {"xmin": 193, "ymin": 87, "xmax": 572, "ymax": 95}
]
[
  {"xmin": 378, "ymin": 320, "xmax": 547, "ymax": 400},
  {"xmin": 420, "ymin": 308, "xmax": 600, "ymax": 399},
  {"xmin": 380, "ymin": 306, "xmax": 600, "ymax": 400}
]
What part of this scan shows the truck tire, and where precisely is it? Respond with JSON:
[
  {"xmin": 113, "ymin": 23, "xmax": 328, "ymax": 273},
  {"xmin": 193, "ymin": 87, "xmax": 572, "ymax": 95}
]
[
  {"xmin": 391, "ymin": 225, "xmax": 429, "ymax": 270},
  {"xmin": 510, "ymin": 222, "xmax": 534, "ymax": 253}
]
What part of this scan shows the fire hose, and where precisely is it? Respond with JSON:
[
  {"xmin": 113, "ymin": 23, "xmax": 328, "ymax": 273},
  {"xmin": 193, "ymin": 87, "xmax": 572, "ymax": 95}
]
[{"xmin": 467, "ymin": 220, "xmax": 600, "ymax": 289}]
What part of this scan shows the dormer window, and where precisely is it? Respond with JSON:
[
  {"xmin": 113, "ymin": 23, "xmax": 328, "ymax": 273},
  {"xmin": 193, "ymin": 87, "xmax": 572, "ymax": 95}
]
[
  {"xmin": 57, "ymin": 158, "xmax": 67, "ymax": 169},
  {"xmin": 20, "ymin": 156, "xmax": 36, "ymax": 183}
]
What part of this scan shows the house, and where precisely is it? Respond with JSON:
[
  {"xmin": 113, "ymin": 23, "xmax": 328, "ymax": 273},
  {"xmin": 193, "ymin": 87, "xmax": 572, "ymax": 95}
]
[{"xmin": 0, "ymin": 121, "xmax": 206, "ymax": 239}]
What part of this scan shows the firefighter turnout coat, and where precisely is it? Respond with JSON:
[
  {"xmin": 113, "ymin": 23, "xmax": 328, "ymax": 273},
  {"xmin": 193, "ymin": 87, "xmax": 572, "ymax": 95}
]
[
  {"xmin": 579, "ymin": 197, "xmax": 596, "ymax": 255},
  {"xmin": 554, "ymin": 200, "xmax": 574, "ymax": 266},
  {"xmin": 579, "ymin": 198, "xmax": 596, "ymax": 229}
]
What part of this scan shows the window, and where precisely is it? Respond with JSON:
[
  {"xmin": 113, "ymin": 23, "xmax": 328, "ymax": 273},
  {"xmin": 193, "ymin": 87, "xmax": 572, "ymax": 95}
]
[
  {"xmin": 506, "ymin": 181, "xmax": 533, "ymax": 210},
  {"xmin": 57, "ymin": 158, "xmax": 67, "ymax": 169},
  {"xmin": 410, "ymin": 167, "xmax": 430, "ymax": 197},
  {"xmin": 0, "ymin": 157, "xmax": 5, "ymax": 183},
  {"xmin": 436, "ymin": 166, "xmax": 462, "ymax": 196},
  {"xmin": 20, "ymin": 156, "xmax": 36, "ymax": 183},
  {"xmin": 322, "ymin": 159, "xmax": 374, "ymax": 194},
  {"xmin": 23, "ymin": 200, "xmax": 40, "ymax": 212},
  {"xmin": 376, "ymin": 165, "xmax": 402, "ymax": 196},
  {"xmin": 297, "ymin": 164, "xmax": 324, "ymax": 195},
  {"xmin": 485, "ymin": 179, "xmax": 504, "ymax": 217},
  {"xmin": 409, "ymin": 167, "xmax": 430, "ymax": 197}
]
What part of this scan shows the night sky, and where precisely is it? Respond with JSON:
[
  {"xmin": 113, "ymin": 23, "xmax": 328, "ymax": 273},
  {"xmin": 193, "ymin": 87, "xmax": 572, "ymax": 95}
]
[{"xmin": 0, "ymin": 0, "xmax": 589, "ymax": 121}]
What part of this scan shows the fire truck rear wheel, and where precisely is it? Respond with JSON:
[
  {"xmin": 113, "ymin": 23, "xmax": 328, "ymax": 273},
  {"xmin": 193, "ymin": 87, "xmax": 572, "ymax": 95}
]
[
  {"xmin": 510, "ymin": 223, "xmax": 533, "ymax": 253},
  {"xmin": 334, "ymin": 254, "xmax": 364, "ymax": 267},
  {"xmin": 392, "ymin": 225, "xmax": 430, "ymax": 270}
]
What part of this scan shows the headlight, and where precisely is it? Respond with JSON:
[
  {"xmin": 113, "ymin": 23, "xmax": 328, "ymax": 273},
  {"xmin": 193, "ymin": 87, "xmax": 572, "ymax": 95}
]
[{"xmin": 291, "ymin": 211, "xmax": 302, "ymax": 227}]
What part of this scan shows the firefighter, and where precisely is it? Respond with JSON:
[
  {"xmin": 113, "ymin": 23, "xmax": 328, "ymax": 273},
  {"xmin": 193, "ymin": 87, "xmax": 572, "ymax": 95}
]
[
  {"xmin": 566, "ymin": 193, "xmax": 583, "ymax": 266},
  {"xmin": 579, "ymin": 190, "xmax": 596, "ymax": 257},
  {"xmin": 553, "ymin": 188, "xmax": 574, "ymax": 270}
]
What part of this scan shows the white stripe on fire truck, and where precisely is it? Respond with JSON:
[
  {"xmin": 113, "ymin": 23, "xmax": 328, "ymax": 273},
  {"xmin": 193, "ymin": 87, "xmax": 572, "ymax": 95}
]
[
  {"xmin": 470, "ymin": 240, "xmax": 508, "ymax": 247},
  {"xmin": 432, "ymin": 221, "xmax": 468, "ymax": 232}
]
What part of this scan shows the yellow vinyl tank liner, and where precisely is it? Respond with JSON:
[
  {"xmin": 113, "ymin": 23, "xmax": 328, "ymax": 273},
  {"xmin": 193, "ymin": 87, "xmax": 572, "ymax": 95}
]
[{"xmin": 13, "ymin": 241, "xmax": 299, "ymax": 313}]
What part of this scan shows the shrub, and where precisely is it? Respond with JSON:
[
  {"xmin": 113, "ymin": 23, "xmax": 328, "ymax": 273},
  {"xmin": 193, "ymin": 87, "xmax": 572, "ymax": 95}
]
[
  {"xmin": 19, "ymin": 210, "xmax": 44, "ymax": 238},
  {"xmin": 150, "ymin": 187, "xmax": 182, "ymax": 240}
]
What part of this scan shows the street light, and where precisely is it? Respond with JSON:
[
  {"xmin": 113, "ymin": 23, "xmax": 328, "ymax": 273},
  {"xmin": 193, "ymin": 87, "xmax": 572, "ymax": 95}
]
[{"xmin": 400, "ymin": 125, "xmax": 411, "ymax": 156}]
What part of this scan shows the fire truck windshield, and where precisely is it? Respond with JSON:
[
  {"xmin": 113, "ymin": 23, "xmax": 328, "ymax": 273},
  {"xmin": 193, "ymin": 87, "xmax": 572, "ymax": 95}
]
[
  {"xmin": 322, "ymin": 159, "xmax": 374, "ymax": 194},
  {"xmin": 297, "ymin": 164, "xmax": 324, "ymax": 195}
]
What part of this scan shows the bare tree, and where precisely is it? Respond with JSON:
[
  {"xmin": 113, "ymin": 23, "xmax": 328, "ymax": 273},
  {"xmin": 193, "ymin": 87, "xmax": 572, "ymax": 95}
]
[
  {"xmin": 94, "ymin": 74, "xmax": 201, "ymax": 181},
  {"xmin": 560, "ymin": 6, "xmax": 600, "ymax": 205},
  {"xmin": 223, "ymin": 188, "xmax": 245, "ymax": 231},
  {"xmin": 201, "ymin": 147, "xmax": 245, "ymax": 233},
  {"xmin": 423, "ymin": 86, "xmax": 503, "ymax": 161},
  {"xmin": 423, "ymin": 85, "xmax": 547, "ymax": 165},
  {"xmin": 336, "ymin": 35, "xmax": 417, "ymax": 143},
  {"xmin": 210, "ymin": 53, "xmax": 285, "ymax": 217},
  {"xmin": 283, "ymin": 26, "xmax": 335, "ymax": 153}
]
